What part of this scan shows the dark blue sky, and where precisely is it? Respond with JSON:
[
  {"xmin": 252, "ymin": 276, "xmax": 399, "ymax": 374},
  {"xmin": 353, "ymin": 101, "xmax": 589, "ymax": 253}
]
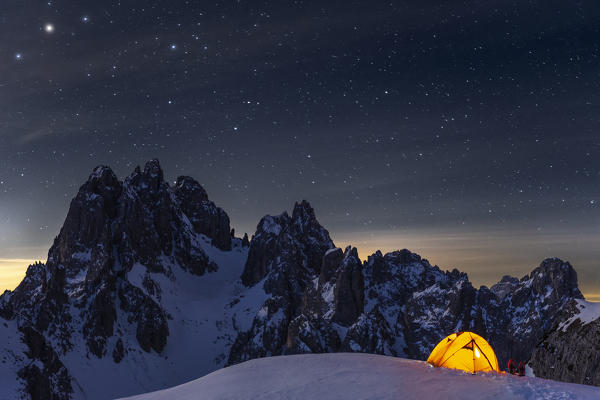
[{"xmin": 1, "ymin": 1, "xmax": 599, "ymax": 297}]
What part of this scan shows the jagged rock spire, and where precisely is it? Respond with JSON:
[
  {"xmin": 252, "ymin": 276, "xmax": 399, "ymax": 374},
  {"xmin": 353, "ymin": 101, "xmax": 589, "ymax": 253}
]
[
  {"xmin": 174, "ymin": 175, "xmax": 231, "ymax": 250},
  {"xmin": 241, "ymin": 200, "xmax": 334, "ymax": 287}
]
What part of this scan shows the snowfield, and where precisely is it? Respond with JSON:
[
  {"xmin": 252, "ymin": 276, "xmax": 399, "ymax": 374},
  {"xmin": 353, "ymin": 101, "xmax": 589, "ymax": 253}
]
[{"xmin": 119, "ymin": 353, "xmax": 600, "ymax": 400}]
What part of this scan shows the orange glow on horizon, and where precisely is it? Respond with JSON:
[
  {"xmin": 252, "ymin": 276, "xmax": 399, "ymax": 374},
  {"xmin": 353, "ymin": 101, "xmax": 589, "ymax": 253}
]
[
  {"xmin": 0, "ymin": 243, "xmax": 598, "ymax": 303},
  {"xmin": 0, "ymin": 259, "xmax": 37, "ymax": 293}
]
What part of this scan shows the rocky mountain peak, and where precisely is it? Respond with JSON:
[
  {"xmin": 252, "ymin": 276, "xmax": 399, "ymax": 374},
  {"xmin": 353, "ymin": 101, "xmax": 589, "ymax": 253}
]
[
  {"xmin": 241, "ymin": 201, "xmax": 334, "ymax": 287},
  {"xmin": 291, "ymin": 200, "xmax": 332, "ymax": 243},
  {"xmin": 490, "ymin": 275, "xmax": 520, "ymax": 301},
  {"xmin": 142, "ymin": 158, "xmax": 164, "ymax": 184},
  {"xmin": 173, "ymin": 175, "xmax": 231, "ymax": 250},
  {"xmin": 80, "ymin": 165, "xmax": 122, "ymax": 216},
  {"xmin": 123, "ymin": 160, "xmax": 170, "ymax": 205},
  {"xmin": 47, "ymin": 164, "xmax": 122, "ymax": 274},
  {"xmin": 528, "ymin": 258, "xmax": 583, "ymax": 300},
  {"xmin": 291, "ymin": 200, "xmax": 315, "ymax": 227},
  {"xmin": 8, "ymin": 159, "xmax": 234, "ymax": 354},
  {"xmin": 143, "ymin": 158, "xmax": 162, "ymax": 175},
  {"xmin": 174, "ymin": 176, "xmax": 209, "ymax": 201},
  {"xmin": 383, "ymin": 249, "xmax": 423, "ymax": 265},
  {"xmin": 88, "ymin": 165, "xmax": 121, "ymax": 189},
  {"xmin": 0, "ymin": 162, "xmax": 593, "ymax": 399}
]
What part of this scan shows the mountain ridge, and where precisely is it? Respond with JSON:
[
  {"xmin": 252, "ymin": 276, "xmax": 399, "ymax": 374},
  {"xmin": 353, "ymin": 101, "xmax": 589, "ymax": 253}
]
[{"xmin": 0, "ymin": 159, "xmax": 591, "ymax": 400}]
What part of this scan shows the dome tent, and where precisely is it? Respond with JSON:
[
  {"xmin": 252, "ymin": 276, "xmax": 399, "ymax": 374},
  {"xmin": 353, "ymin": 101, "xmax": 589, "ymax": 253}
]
[{"xmin": 426, "ymin": 332, "xmax": 500, "ymax": 374}]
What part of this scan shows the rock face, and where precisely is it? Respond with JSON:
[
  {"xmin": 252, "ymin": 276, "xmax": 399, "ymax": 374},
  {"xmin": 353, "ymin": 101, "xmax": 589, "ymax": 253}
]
[
  {"xmin": 230, "ymin": 201, "xmax": 336, "ymax": 364},
  {"xmin": 230, "ymin": 217, "xmax": 583, "ymax": 370},
  {"xmin": 18, "ymin": 326, "xmax": 73, "ymax": 400},
  {"xmin": 529, "ymin": 299, "xmax": 600, "ymax": 386},
  {"xmin": 174, "ymin": 176, "xmax": 232, "ymax": 251},
  {"xmin": 0, "ymin": 160, "xmax": 237, "ymax": 400},
  {"xmin": 0, "ymin": 160, "xmax": 591, "ymax": 399}
]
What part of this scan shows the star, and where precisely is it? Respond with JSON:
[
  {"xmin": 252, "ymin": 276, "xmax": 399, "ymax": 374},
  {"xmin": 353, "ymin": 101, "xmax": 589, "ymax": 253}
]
[
  {"xmin": 170, "ymin": 44, "xmax": 177, "ymax": 50},
  {"xmin": 15, "ymin": 53, "xmax": 22, "ymax": 61},
  {"xmin": 44, "ymin": 23, "xmax": 55, "ymax": 33},
  {"xmin": 82, "ymin": 16, "xmax": 89, "ymax": 23}
]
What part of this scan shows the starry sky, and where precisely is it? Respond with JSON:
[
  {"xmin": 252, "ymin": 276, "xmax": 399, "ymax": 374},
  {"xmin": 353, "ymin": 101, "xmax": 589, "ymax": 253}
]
[{"xmin": 1, "ymin": 1, "xmax": 599, "ymax": 298}]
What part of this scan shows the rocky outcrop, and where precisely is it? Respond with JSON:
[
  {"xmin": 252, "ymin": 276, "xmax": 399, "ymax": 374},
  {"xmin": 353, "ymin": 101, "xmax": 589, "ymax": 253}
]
[
  {"xmin": 232, "ymin": 232, "xmax": 584, "ymax": 370},
  {"xmin": 229, "ymin": 201, "xmax": 335, "ymax": 363},
  {"xmin": 404, "ymin": 258, "xmax": 583, "ymax": 366},
  {"xmin": 490, "ymin": 275, "xmax": 519, "ymax": 301},
  {"xmin": 241, "ymin": 200, "xmax": 334, "ymax": 288},
  {"xmin": 0, "ymin": 159, "xmax": 590, "ymax": 398},
  {"xmin": 15, "ymin": 159, "xmax": 224, "ymax": 359},
  {"xmin": 529, "ymin": 299, "xmax": 600, "ymax": 386},
  {"xmin": 331, "ymin": 247, "xmax": 364, "ymax": 325},
  {"xmin": 174, "ymin": 176, "xmax": 231, "ymax": 251},
  {"xmin": 18, "ymin": 326, "xmax": 73, "ymax": 400},
  {"xmin": 0, "ymin": 159, "xmax": 236, "ymax": 399}
]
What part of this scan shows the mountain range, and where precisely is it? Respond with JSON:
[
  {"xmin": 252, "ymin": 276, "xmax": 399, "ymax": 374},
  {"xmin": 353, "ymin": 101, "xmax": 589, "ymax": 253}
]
[{"xmin": 0, "ymin": 159, "xmax": 597, "ymax": 399}]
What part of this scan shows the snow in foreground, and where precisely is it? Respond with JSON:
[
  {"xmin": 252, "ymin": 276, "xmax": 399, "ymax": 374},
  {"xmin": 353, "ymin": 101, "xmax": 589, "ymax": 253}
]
[{"xmin": 119, "ymin": 353, "xmax": 600, "ymax": 400}]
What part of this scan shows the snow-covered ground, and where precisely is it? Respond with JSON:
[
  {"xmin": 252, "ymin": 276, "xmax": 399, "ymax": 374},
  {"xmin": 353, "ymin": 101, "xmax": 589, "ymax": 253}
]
[{"xmin": 119, "ymin": 353, "xmax": 600, "ymax": 400}]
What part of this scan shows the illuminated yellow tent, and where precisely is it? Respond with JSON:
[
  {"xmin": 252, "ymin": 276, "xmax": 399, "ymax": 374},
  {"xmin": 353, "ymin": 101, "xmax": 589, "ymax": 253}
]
[{"xmin": 426, "ymin": 332, "xmax": 500, "ymax": 374}]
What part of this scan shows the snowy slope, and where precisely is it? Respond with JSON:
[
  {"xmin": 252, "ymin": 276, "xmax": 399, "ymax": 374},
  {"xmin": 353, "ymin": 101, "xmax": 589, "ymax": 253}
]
[
  {"xmin": 558, "ymin": 299, "xmax": 600, "ymax": 331},
  {"xmin": 120, "ymin": 353, "xmax": 600, "ymax": 400},
  {"xmin": 58, "ymin": 237, "xmax": 267, "ymax": 400},
  {"xmin": 0, "ymin": 319, "xmax": 28, "ymax": 399}
]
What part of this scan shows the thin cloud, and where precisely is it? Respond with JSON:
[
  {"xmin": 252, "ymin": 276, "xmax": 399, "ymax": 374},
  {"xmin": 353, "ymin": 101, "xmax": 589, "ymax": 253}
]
[{"xmin": 15, "ymin": 127, "xmax": 54, "ymax": 145}]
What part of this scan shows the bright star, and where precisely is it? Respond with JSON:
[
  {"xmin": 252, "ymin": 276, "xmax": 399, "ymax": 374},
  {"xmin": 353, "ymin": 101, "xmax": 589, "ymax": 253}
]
[
  {"xmin": 170, "ymin": 44, "xmax": 177, "ymax": 50},
  {"xmin": 15, "ymin": 53, "xmax": 22, "ymax": 61},
  {"xmin": 82, "ymin": 16, "xmax": 89, "ymax": 23},
  {"xmin": 44, "ymin": 23, "xmax": 55, "ymax": 33}
]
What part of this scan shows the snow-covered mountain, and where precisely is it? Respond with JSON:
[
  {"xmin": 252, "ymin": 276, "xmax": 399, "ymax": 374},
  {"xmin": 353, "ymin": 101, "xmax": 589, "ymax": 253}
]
[
  {"xmin": 118, "ymin": 353, "xmax": 600, "ymax": 400},
  {"xmin": 0, "ymin": 160, "xmax": 592, "ymax": 399},
  {"xmin": 0, "ymin": 160, "xmax": 256, "ymax": 399},
  {"xmin": 529, "ymin": 299, "xmax": 600, "ymax": 385}
]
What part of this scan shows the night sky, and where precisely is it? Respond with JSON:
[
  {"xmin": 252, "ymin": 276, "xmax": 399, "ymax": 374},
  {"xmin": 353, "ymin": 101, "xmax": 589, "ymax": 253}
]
[{"xmin": 1, "ymin": 1, "xmax": 599, "ymax": 298}]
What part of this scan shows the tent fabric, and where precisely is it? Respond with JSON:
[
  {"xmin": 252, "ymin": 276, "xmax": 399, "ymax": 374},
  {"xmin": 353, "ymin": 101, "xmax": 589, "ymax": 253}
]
[{"xmin": 426, "ymin": 332, "xmax": 500, "ymax": 374}]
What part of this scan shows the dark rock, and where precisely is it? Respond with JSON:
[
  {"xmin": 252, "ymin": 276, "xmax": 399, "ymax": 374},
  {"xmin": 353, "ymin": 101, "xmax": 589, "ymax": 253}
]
[
  {"xmin": 530, "ymin": 299, "xmax": 600, "ymax": 386},
  {"xmin": 242, "ymin": 232, "xmax": 250, "ymax": 247},
  {"xmin": 112, "ymin": 338, "xmax": 125, "ymax": 364},
  {"xmin": 286, "ymin": 314, "xmax": 341, "ymax": 354},
  {"xmin": 319, "ymin": 248, "xmax": 344, "ymax": 285},
  {"xmin": 241, "ymin": 200, "xmax": 334, "ymax": 287},
  {"xmin": 342, "ymin": 308, "xmax": 396, "ymax": 355},
  {"xmin": 490, "ymin": 275, "xmax": 520, "ymax": 300},
  {"xmin": 230, "ymin": 201, "xmax": 335, "ymax": 364},
  {"xmin": 174, "ymin": 175, "xmax": 232, "ymax": 251},
  {"xmin": 241, "ymin": 213, "xmax": 292, "ymax": 287},
  {"xmin": 332, "ymin": 247, "xmax": 364, "ymax": 326},
  {"xmin": 119, "ymin": 283, "xmax": 169, "ymax": 353},
  {"xmin": 18, "ymin": 326, "xmax": 73, "ymax": 400},
  {"xmin": 83, "ymin": 285, "xmax": 116, "ymax": 357}
]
